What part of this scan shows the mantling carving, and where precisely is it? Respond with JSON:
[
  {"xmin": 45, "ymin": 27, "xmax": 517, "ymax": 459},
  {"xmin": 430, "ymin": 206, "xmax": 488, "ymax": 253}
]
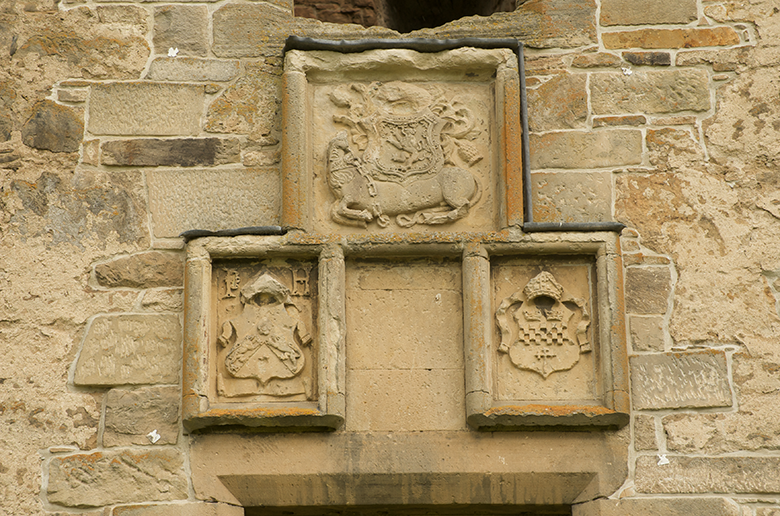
[
  {"xmin": 496, "ymin": 271, "xmax": 591, "ymax": 378},
  {"xmin": 326, "ymin": 81, "xmax": 483, "ymax": 228}
]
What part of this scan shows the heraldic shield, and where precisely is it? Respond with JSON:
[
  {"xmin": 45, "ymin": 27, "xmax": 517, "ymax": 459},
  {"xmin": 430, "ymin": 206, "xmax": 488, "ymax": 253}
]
[
  {"xmin": 217, "ymin": 273, "xmax": 312, "ymax": 396},
  {"xmin": 496, "ymin": 272, "xmax": 591, "ymax": 378}
]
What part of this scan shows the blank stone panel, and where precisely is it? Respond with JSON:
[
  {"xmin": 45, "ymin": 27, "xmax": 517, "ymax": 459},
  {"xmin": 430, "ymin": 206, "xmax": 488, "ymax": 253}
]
[{"xmin": 345, "ymin": 258, "xmax": 466, "ymax": 431}]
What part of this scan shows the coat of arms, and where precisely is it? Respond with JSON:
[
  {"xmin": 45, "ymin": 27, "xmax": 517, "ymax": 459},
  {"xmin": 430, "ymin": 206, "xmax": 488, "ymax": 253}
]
[
  {"xmin": 326, "ymin": 81, "xmax": 483, "ymax": 228},
  {"xmin": 217, "ymin": 273, "xmax": 312, "ymax": 397},
  {"xmin": 496, "ymin": 272, "xmax": 591, "ymax": 378}
]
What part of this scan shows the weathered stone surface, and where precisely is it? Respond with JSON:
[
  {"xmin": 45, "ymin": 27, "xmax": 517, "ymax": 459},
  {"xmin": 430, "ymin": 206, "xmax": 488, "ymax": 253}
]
[
  {"xmin": 94, "ymin": 251, "xmax": 184, "ymax": 289},
  {"xmin": 205, "ymin": 62, "xmax": 281, "ymax": 140},
  {"xmin": 113, "ymin": 503, "xmax": 243, "ymax": 516},
  {"xmin": 146, "ymin": 168, "xmax": 280, "ymax": 238},
  {"xmin": 21, "ymin": 100, "xmax": 83, "ymax": 153},
  {"xmin": 141, "ymin": 289, "xmax": 184, "ymax": 312},
  {"xmin": 623, "ymin": 52, "xmax": 671, "ymax": 66},
  {"xmin": 574, "ymin": 497, "xmax": 740, "ymax": 516},
  {"xmin": 591, "ymin": 70, "xmax": 710, "ymax": 115},
  {"xmin": 603, "ymin": 27, "xmax": 741, "ymax": 50},
  {"xmin": 213, "ymin": 3, "xmax": 297, "ymax": 58},
  {"xmin": 635, "ymin": 455, "xmax": 780, "ymax": 494},
  {"xmin": 154, "ymin": 5, "xmax": 208, "ymax": 57},
  {"xmin": 346, "ymin": 259, "xmax": 465, "ymax": 432},
  {"xmin": 89, "ymin": 83, "xmax": 203, "ymax": 136},
  {"xmin": 676, "ymin": 47, "xmax": 753, "ymax": 72},
  {"xmin": 571, "ymin": 52, "xmax": 622, "ymax": 68},
  {"xmin": 527, "ymin": 73, "xmax": 587, "ymax": 131},
  {"xmin": 531, "ymin": 171, "xmax": 613, "ymax": 222},
  {"xmin": 103, "ymin": 386, "xmax": 179, "ymax": 447},
  {"xmin": 147, "ymin": 58, "xmax": 240, "ymax": 82},
  {"xmin": 73, "ymin": 314, "xmax": 182, "ymax": 386},
  {"xmin": 101, "ymin": 138, "xmax": 240, "ymax": 167},
  {"xmin": 630, "ymin": 351, "xmax": 732, "ymax": 410},
  {"xmin": 629, "ymin": 315, "xmax": 665, "ymax": 351},
  {"xmin": 96, "ymin": 4, "xmax": 149, "ymax": 28},
  {"xmin": 47, "ymin": 449, "xmax": 187, "ymax": 507},
  {"xmin": 57, "ymin": 88, "xmax": 88, "ymax": 103},
  {"xmin": 593, "ymin": 115, "xmax": 646, "ymax": 127},
  {"xmin": 647, "ymin": 128, "xmax": 705, "ymax": 170},
  {"xmin": 530, "ymin": 130, "xmax": 642, "ymax": 169},
  {"xmin": 625, "ymin": 267, "xmax": 672, "ymax": 314},
  {"xmin": 756, "ymin": 509, "xmax": 780, "ymax": 516},
  {"xmin": 600, "ymin": 0, "xmax": 697, "ymax": 26},
  {"xmin": 634, "ymin": 415, "xmax": 657, "ymax": 451}
]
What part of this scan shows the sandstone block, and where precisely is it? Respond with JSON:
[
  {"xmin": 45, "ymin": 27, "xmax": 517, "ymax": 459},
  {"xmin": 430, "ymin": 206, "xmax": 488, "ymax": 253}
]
[
  {"xmin": 103, "ymin": 386, "xmax": 179, "ymax": 447},
  {"xmin": 94, "ymin": 251, "xmax": 184, "ymax": 289},
  {"xmin": 531, "ymin": 171, "xmax": 613, "ymax": 222},
  {"xmin": 81, "ymin": 139, "xmax": 100, "ymax": 166},
  {"xmin": 629, "ymin": 315, "xmax": 665, "ymax": 351},
  {"xmin": 113, "ymin": 503, "xmax": 243, "ymax": 516},
  {"xmin": 147, "ymin": 58, "xmax": 240, "ymax": 82},
  {"xmin": 141, "ymin": 289, "xmax": 184, "ymax": 313},
  {"xmin": 591, "ymin": 69, "xmax": 710, "ymax": 115},
  {"xmin": 625, "ymin": 267, "xmax": 672, "ymax": 314},
  {"xmin": 58, "ymin": 88, "xmax": 89, "ymax": 103},
  {"xmin": 592, "ymin": 115, "xmax": 646, "ymax": 128},
  {"xmin": 530, "ymin": 130, "xmax": 642, "ymax": 169},
  {"xmin": 630, "ymin": 351, "xmax": 732, "ymax": 410},
  {"xmin": 635, "ymin": 455, "xmax": 780, "ymax": 494},
  {"xmin": 101, "ymin": 138, "xmax": 240, "ymax": 167},
  {"xmin": 21, "ymin": 100, "xmax": 83, "ymax": 153},
  {"xmin": 623, "ymin": 52, "xmax": 671, "ymax": 66},
  {"xmin": 0, "ymin": 116, "xmax": 11, "ymax": 142},
  {"xmin": 600, "ymin": 0, "xmax": 696, "ymax": 26},
  {"xmin": 571, "ymin": 52, "xmax": 622, "ymax": 68},
  {"xmin": 73, "ymin": 314, "xmax": 182, "ymax": 386},
  {"xmin": 757, "ymin": 509, "xmax": 780, "ymax": 516},
  {"xmin": 89, "ymin": 83, "xmax": 203, "ymax": 136},
  {"xmin": 574, "ymin": 497, "xmax": 740, "ymax": 516},
  {"xmin": 675, "ymin": 47, "xmax": 752, "ymax": 72},
  {"xmin": 634, "ymin": 414, "xmax": 657, "ymax": 451},
  {"xmin": 603, "ymin": 27, "xmax": 740, "ymax": 50},
  {"xmin": 527, "ymin": 73, "xmax": 587, "ymax": 131},
  {"xmin": 47, "ymin": 449, "xmax": 187, "ymax": 507},
  {"xmin": 213, "ymin": 3, "xmax": 296, "ymax": 58},
  {"xmin": 146, "ymin": 168, "xmax": 280, "ymax": 238},
  {"xmin": 154, "ymin": 5, "xmax": 208, "ymax": 57}
]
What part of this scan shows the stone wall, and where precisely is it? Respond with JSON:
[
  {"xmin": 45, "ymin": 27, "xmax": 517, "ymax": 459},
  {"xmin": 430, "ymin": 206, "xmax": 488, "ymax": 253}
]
[{"xmin": 1, "ymin": 0, "xmax": 779, "ymax": 514}]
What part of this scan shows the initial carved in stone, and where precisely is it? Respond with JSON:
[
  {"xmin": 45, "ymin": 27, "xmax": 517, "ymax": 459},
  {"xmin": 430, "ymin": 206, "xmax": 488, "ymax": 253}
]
[
  {"xmin": 326, "ymin": 81, "xmax": 483, "ymax": 228},
  {"xmin": 496, "ymin": 272, "xmax": 590, "ymax": 378},
  {"xmin": 217, "ymin": 273, "xmax": 312, "ymax": 397}
]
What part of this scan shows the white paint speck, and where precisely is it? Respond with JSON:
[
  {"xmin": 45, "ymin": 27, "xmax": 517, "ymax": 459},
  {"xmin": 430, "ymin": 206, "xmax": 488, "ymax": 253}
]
[
  {"xmin": 657, "ymin": 454, "xmax": 669, "ymax": 465},
  {"xmin": 147, "ymin": 429, "xmax": 161, "ymax": 444},
  {"xmin": 622, "ymin": 67, "xmax": 633, "ymax": 76},
  {"xmin": 168, "ymin": 47, "xmax": 179, "ymax": 57}
]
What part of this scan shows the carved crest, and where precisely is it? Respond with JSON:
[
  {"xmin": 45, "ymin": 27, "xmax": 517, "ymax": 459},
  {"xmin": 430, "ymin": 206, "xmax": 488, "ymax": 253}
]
[
  {"xmin": 496, "ymin": 272, "xmax": 591, "ymax": 378},
  {"xmin": 217, "ymin": 273, "xmax": 312, "ymax": 396},
  {"xmin": 325, "ymin": 81, "xmax": 483, "ymax": 229}
]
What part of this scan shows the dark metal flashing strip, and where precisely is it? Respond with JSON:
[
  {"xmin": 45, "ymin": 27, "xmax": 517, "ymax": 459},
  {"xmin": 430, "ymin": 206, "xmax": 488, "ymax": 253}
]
[{"xmin": 180, "ymin": 226, "xmax": 287, "ymax": 243}]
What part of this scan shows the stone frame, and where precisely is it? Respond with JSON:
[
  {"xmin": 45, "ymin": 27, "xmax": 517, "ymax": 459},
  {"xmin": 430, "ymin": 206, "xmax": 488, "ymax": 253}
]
[
  {"xmin": 182, "ymin": 236, "xmax": 346, "ymax": 431},
  {"xmin": 463, "ymin": 233, "xmax": 630, "ymax": 430},
  {"xmin": 281, "ymin": 42, "xmax": 525, "ymax": 233}
]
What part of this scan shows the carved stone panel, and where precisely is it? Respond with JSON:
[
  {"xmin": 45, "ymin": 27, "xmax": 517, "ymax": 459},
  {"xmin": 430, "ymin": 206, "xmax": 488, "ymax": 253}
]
[
  {"xmin": 492, "ymin": 258, "xmax": 596, "ymax": 401},
  {"xmin": 212, "ymin": 260, "xmax": 317, "ymax": 403},
  {"xmin": 282, "ymin": 46, "xmax": 523, "ymax": 234}
]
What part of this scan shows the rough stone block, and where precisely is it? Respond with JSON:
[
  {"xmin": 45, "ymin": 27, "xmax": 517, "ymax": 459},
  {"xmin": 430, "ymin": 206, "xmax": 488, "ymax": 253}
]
[
  {"xmin": 571, "ymin": 52, "xmax": 622, "ymax": 68},
  {"xmin": 147, "ymin": 58, "xmax": 240, "ymax": 82},
  {"xmin": 113, "ymin": 503, "xmax": 243, "ymax": 516},
  {"xmin": 629, "ymin": 315, "xmax": 665, "ymax": 351},
  {"xmin": 101, "ymin": 138, "xmax": 240, "ymax": 167},
  {"xmin": 630, "ymin": 351, "xmax": 732, "ymax": 410},
  {"xmin": 625, "ymin": 267, "xmax": 672, "ymax": 314},
  {"xmin": 593, "ymin": 115, "xmax": 646, "ymax": 128},
  {"xmin": 213, "ymin": 3, "xmax": 296, "ymax": 58},
  {"xmin": 58, "ymin": 88, "xmax": 89, "ymax": 103},
  {"xmin": 141, "ymin": 289, "xmax": 183, "ymax": 313},
  {"xmin": 531, "ymin": 171, "xmax": 613, "ymax": 223},
  {"xmin": 21, "ymin": 100, "xmax": 83, "ymax": 153},
  {"xmin": 89, "ymin": 83, "xmax": 203, "ymax": 136},
  {"xmin": 635, "ymin": 455, "xmax": 780, "ymax": 494},
  {"xmin": 154, "ymin": 5, "xmax": 208, "ymax": 57},
  {"xmin": 603, "ymin": 27, "xmax": 740, "ymax": 50},
  {"xmin": 94, "ymin": 251, "xmax": 184, "ymax": 289},
  {"xmin": 573, "ymin": 497, "xmax": 740, "ymax": 516},
  {"xmin": 146, "ymin": 168, "xmax": 280, "ymax": 238},
  {"xmin": 623, "ymin": 52, "xmax": 671, "ymax": 66},
  {"xmin": 527, "ymin": 73, "xmax": 587, "ymax": 131},
  {"xmin": 47, "ymin": 449, "xmax": 187, "ymax": 507},
  {"xmin": 757, "ymin": 509, "xmax": 780, "ymax": 516},
  {"xmin": 600, "ymin": 0, "xmax": 697, "ymax": 26},
  {"xmin": 530, "ymin": 130, "xmax": 642, "ymax": 169},
  {"xmin": 73, "ymin": 314, "xmax": 182, "ymax": 386},
  {"xmin": 591, "ymin": 70, "xmax": 710, "ymax": 115},
  {"xmin": 103, "ymin": 386, "xmax": 179, "ymax": 447},
  {"xmin": 634, "ymin": 414, "xmax": 657, "ymax": 451}
]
